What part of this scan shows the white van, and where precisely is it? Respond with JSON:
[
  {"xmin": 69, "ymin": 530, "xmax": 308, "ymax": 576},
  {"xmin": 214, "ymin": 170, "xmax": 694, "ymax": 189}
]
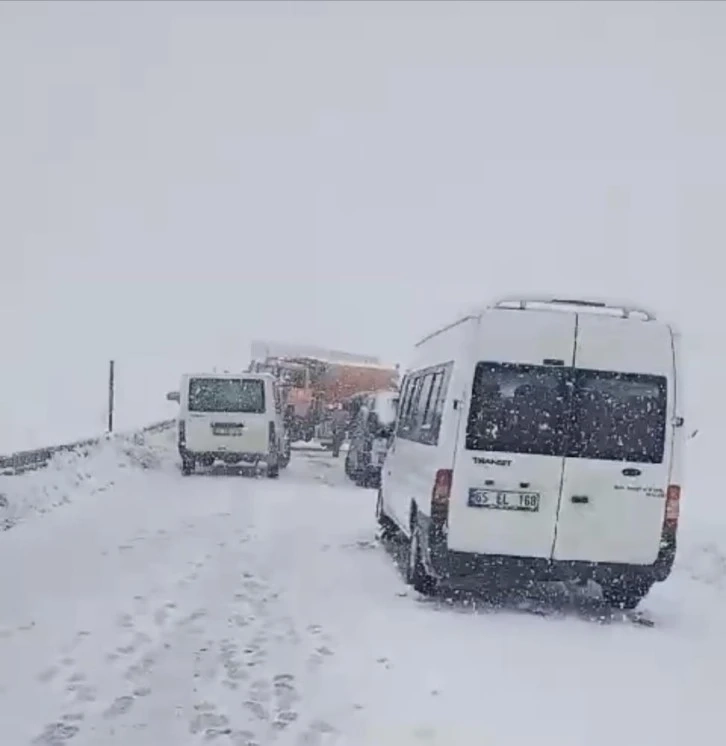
[
  {"xmin": 378, "ymin": 297, "xmax": 685, "ymax": 609},
  {"xmin": 169, "ymin": 372, "xmax": 290, "ymax": 477}
]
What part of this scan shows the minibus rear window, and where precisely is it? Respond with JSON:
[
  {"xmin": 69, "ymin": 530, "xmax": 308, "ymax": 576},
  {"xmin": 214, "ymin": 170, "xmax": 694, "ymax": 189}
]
[
  {"xmin": 567, "ymin": 370, "xmax": 667, "ymax": 464},
  {"xmin": 466, "ymin": 362, "xmax": 568, "ymax": 456},
  {"xmin": 466, "ymin": 364, "xmax": 668, "ymax": 463},
  {"xmin": 188, "ymin": 378, "xmax": 266, "ymax": 414}
]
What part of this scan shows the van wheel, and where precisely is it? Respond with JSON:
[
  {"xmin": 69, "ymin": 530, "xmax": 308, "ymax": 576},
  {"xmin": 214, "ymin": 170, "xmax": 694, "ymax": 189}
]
[
  {"xmin": 601, "ymin": 575, "xmax": 654, "ymax": 610},
  {"xmin": 375, "ymin": 489, "xmax": 396, "ymax": 539},
  {"xmin": 354, "ymin": 468, "xmax": 369, "ymax": 488},
  {"xmin": 266, "ymin": 460, "xmax": 280, "ymax": 479},
  {"xmin": 346, "ymin": 451, "xmax": 363, "ymax": 484},
  {"xmin": 361, "ymin": 467, "xmax": 381, "ymax": 490},
  {"xmin": 406, "ymin": 523, "xmax": 436, "ymax": 595},
  {"xmin": 351, "ymin": 452, "xmax": 369, "ymax": 487},
  {"xmin": 181, "ymin": 458, "xmax": 195, "ymax": 476}
]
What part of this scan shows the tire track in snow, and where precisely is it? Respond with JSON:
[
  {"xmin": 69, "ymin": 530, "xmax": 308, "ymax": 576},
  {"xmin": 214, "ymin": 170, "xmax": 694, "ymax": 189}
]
[
  {"xmin": 28, "ymin": 503, "xmax": 342, "ymax": 746},
  {"xmin": 27, "ymin": 511, "xmax": 234, "ymax": 745}
]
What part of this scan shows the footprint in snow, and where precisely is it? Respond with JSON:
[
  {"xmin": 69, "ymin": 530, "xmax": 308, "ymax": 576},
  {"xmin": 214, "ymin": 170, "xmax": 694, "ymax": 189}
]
[
  {"xmin": 229, "ymin": 730, "xmax": 259, "ymax": 746},
  {"xmin": 32, "ymin": 721, "xmax": 80, "ymax": 744},
  {"xmin": 102, "ymin": 695, "xmax": 135, "ymax": 719},
  {"xmin": 272, "ymin": 710, "xmax": 299, "ymax": 730},
  {"xmin": 153, "ymin": 603, "xmax": 176, "ymax": 627},
  {"xmin": 296, "ymin": 719, "xmax": 338, "ymax": 745},
  {"xmin": 273, "ymin": 673, "xmax": 300, "ymax": 711},
  {"xmin": 37, "ymin": 666, "xmax": 60, "ymax": 683},
  {"xmin": 116, "ymin": 613, "xmax": 134, "ymax": 629},
  {"xmin": 61, "ymin": 713, "xmax": 85, "ymax": 723},
  {"xmin": 189, "ymin": 712, "xmax": 230, "ymax": 735},
  {"xmin": 243, "ymin": 699, "xmax": 269, "ymax": 722},
  {"xmin": 125, "ymin": 652, "xmax": 156, "ymax": 682}
]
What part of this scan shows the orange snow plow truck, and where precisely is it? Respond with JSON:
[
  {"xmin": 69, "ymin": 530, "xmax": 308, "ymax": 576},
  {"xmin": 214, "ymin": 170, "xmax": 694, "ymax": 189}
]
[{"xmin": 248, "ymin": 340, "xmax": 399, "ymax": 446}]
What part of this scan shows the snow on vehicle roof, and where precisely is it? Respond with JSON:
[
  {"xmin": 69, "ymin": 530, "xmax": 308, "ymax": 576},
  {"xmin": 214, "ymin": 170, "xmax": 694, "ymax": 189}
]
[
  {"xmin": 415, "ymin": 296, "xmax": 666, "ymax": 348},
  {"xmin": 365, "ymin": 390, "xmax": 398, "ymax": 426},
  {"xmin": 258, "ymin": 355, "xmax": 397, "ymax": 372},
  {"xmin": 292, "ymin": 357, "xmax": 397, "ymax": 371},
  {"xmin": 184, "ymin": 371, "xmax": 274, "ymax": 380},
  {"xmin": 250, "ymin": 340, "xmax": 392, "ymax": 368},
  {"xmin": 485, "ymin": 295, "xmax": 658, "ymax": 320}
]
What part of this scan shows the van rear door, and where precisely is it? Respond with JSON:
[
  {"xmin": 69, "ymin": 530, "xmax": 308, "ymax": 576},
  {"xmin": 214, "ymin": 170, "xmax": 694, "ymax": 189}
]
[
  {"xmin": 447, "ymin": 309, "xmax": 575, "ymax": 558},
  {"xmin": 186, "ymin": 377, "xmax": 269, "ymax": 454},
  {"xmin": 552, "ymin": 314, "xmax": 674, "ymax": 565}
]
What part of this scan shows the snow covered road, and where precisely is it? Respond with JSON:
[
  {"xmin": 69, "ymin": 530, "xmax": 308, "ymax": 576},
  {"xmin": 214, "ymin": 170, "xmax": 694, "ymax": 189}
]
[{"xmin": 0, "ymin": 431, "xmax": 723, "ymax": 746}]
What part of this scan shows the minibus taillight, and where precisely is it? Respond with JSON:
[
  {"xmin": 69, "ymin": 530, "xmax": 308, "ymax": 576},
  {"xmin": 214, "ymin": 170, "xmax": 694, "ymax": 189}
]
[
  {"xmin": 664, "ymin": 485, "xmax": 680, "ymax": 529},
  {"xmin": 431, "ymin": 469, "xmax": 452, "ymax": 523}
]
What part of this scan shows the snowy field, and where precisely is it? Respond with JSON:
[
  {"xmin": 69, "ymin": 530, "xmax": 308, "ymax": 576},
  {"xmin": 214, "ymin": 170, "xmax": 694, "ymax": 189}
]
[
  {"xmin": 0, "ymin": 425, "xmax": 723, "ymax": 746},
  {"xmin": 0, "ymin": 358, "xmax": 182, "ymax": 455},
  {"xmin": 0, "ymin": 349, "xmax": 248, "ymax": 454}
]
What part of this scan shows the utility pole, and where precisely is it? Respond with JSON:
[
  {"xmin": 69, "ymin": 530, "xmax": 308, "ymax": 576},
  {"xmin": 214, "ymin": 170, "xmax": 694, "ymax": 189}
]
[{"xmin": 108, "ymin": 360, "xmax": 115, "ymax": 434}]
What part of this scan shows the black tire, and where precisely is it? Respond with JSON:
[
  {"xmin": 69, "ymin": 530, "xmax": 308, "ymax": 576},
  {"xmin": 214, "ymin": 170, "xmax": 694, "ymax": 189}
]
[
  {"xmin": 346, "ymin": 448, "xmax": 364, "ymax": 484},
  {"xmin": 181, "ymin": 458, "xmax": 195, "ymax": 476},
  {"xmin": 352, "ymin": 449, "xmax": 370, "ymax": 488},
  {"xmin": 359, "ymin": 466, "xmax": 381, "ymax": 490},
  {"xmin": 354, "ymin": 468, "xmax": 369, "ymax": 488},
  {"xmin": 280, "ymin": 443, "xmax": 291, "ymax": 469},
  {"xmin": 601, "ymin": 575, "xmax": 654, "ymax": 610},
  {"xmin": 266, "ymin": 460, "xmax": 280, "ymax": 479},
  {"xmin": 375, "ymin": 489, "xmax": 396, "ymax": 539},
  {"xmin": 405, "ymin": 522, "xmax": 436, "ymax": 595}
]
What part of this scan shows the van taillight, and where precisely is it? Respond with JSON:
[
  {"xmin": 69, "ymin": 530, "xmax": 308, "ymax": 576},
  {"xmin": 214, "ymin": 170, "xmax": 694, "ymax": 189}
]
[
  {"xmin": 664, "ymin": 485, "xmax": 680, "ymax": 529},
  {"xmin": 268, "ymin": 421, "xmax": 276, "ymax": 450},
  {"xmin": 431, "ymin": 469, "xmax": 452, "ymax": 523},
  {"xmin": 178, "ymin": 420, "xmax": 186, "ymax": 445}
]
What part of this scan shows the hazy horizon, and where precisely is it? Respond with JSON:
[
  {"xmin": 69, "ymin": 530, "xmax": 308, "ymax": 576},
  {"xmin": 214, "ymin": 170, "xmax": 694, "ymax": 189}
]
[{"xmin": 2, "ymin": 0, "xmax": 725, "ymax": 450}]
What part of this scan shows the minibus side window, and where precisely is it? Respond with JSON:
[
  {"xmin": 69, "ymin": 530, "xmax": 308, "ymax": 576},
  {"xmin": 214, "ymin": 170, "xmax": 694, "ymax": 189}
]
[
  {"xmin": 416, "ymin": 362, "xmax": 454, "ymax": 446},
  {"xmin": 400, "ymin": 376, "xmax": 424, "ymax": 439},
  {"xmin": 395, "ymin": 376, "xmax": 411, "ymax": 437},
  {"xmin": 412, "ymin": 374, "xmax": 435, "ymax": 435}
]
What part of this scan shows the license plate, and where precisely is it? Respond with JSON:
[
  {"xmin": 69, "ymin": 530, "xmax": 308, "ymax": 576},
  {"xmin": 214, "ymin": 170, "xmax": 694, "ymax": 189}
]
[
  {"xmin": 213, "ymin": 426, "xmax": 244, "ymax": 436},
  {"xmin": 468, "ymin": 488, "xmax": 540, "ymax": 512}
]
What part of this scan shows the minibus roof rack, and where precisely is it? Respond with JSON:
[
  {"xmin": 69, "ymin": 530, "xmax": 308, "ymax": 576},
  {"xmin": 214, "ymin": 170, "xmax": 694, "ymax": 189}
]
[{"xmin": 488, "ymin": 295, "xmax": 657, "ymax": 321}]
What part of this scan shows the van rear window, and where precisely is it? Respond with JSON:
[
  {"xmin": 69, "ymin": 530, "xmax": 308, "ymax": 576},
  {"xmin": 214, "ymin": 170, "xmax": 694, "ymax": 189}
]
[
  {"xmin": 465, "ymin": 363, "xmax": 668, "ymax": 464},
  {"xmin": 568, "ymin": 370, "xmax": 667, "ymax": 464},
  {"xmin": 466, "ymin": 363, "xmax": 568, "ymax": 456},
  {"xmin": 188, "ymin": 378, "xmax": 265, "ymax": 414}
]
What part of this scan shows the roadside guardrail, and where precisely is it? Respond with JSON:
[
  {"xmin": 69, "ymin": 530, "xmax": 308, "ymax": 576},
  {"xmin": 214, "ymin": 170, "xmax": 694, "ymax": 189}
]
[{"xmin": 0, "ymin": 420, "xmax": 175, "ymax": 476}]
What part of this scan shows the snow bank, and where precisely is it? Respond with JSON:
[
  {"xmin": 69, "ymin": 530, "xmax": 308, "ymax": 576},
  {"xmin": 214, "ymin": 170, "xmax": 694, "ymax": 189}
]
[
  {"xmin": 671, "ymin": 425, "xmax": 726, "ymax": 591},
  {"xmin": 0, "ymin": 426, "xmax": 175, "ymax": 532},
  {"xmin": 291, "ymin": 439, "xmax": 327, "ymax": 451}
]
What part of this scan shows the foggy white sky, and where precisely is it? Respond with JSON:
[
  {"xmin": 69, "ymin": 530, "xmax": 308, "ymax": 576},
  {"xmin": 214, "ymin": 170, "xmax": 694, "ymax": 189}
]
[{"xmin": 1, "ymin": 0, "xmax": 725, "ymax": 448}]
